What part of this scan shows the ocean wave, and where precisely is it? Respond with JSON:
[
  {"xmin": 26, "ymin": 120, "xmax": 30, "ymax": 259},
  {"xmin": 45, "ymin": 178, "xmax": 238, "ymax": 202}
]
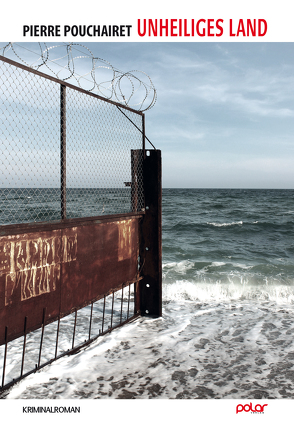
[
  {"xmin": 166, "ymin": 220, "xmax": 294, "ymax": 235},
  {"xmin": 162, "ymin": 260, "xmax": 294, "ymax": 280},
  {"xmin": 162, "ymin": 260, "xmax": 194, "ymax": 274},
  {"xmin": 207, "ymin": 221, "xmax": 243, "ymax": 227},
  {"xmin": 163, "ymin": 281, "xmax": 294, "ymax": 304},
  {"xmin": 211, "ymin": 261, "xmax": 226, "ymax": 267}
]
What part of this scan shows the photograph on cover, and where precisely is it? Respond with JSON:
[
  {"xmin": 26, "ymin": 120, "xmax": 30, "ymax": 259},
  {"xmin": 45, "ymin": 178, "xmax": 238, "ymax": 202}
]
[{"xmin": 0, "ymin": 42, "xmax": 293, "ymax": 400}]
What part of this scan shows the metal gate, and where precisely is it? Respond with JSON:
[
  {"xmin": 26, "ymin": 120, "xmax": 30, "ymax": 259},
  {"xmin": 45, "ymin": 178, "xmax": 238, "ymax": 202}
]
[{"xmin": 0, "ymin": 55, "xmax": 161, "ymax": 393}]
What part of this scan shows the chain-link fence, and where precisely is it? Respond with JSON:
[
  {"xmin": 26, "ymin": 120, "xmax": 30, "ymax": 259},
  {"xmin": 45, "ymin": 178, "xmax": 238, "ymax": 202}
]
[{"xmin": 0, "ymin": 56, "xmax": 145, "ymax": 226}]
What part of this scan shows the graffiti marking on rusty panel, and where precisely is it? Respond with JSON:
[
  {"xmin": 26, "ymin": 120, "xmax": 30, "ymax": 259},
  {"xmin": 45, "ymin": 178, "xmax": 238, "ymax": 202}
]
[
  {"xmin": 1, "ymin": 228, "xmax": 77, "ymax": 306},
  {"xmin": 118, "ymin": 219, "xmax": 133, "ymax": 261},
  {"xmin": 62, "ymin": 233, "xmax": 77, "ymax": 263},
  {"xmin": 4, "ymin": 272, "xmax": 19, "ymax": 306},
  {"xmin": 5, "ymin": 264, "xmax": 60, "ymax": 305},
  {"xmin": 0, "ymin": 241, "xmax": 11, "ymax": 273}
]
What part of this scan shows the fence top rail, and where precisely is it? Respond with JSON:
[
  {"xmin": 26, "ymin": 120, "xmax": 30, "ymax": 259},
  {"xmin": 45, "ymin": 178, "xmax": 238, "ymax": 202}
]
[
  {"xmin": 0, "ymin": 54, "xmax": 144, "ymax": 116},
  {"xmin": 0, "ymin": 211, "xmax": 145, "ymax": 236}
]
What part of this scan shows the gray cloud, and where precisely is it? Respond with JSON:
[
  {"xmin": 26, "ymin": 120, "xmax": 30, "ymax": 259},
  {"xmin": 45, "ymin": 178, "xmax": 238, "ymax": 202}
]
[{"xmin": 4, "ymin": 42, "xmax": 294, "ymax": 188}]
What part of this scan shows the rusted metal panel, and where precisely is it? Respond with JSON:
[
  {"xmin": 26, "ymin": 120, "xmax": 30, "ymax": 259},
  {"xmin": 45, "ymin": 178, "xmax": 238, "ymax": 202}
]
[
  {"xmin": 60, "ymin": 218, "xmax": 139, "ymax": 315},
  {"xmin": 138, "ymin": 149, "xmax": 162, "ymax": 317},
  {"xmin": 0, "ymin": 215, "xmax": 140, "ymax": 345},
  {"xmin": 0, "ymin": 229, "xmax": 62, "ymax": 345}
]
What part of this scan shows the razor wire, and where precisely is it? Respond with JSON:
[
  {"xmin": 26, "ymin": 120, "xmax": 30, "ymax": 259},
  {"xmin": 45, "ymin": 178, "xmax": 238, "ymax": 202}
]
[{"xmin": 0, "ymin": 42, "xmax": 157, "ymax": 112}]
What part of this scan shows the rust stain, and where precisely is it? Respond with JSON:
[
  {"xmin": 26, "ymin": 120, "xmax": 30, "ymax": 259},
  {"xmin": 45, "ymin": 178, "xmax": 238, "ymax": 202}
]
[
  {"xmin": 1, "ymin": 228, "xmax": 77, "ymax": 306},
  {"xmin": 118, "ymin": 219, "xmax": 133, "ymax": 261}
]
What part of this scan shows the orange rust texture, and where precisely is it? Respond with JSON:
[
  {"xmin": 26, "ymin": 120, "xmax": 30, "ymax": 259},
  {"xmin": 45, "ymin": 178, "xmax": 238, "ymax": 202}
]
[{"xmin": 0, "ymin": 218, "xmax": 139, "ymax": 345}]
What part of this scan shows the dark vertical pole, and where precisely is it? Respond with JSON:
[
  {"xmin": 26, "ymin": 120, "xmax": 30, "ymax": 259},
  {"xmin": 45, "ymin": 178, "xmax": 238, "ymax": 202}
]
[
  {"xmin": 89, "ymin": 302, "xmax": 93, "ymax": 340},
  {"xmin": 38, "ymin": 308, "xmax": 46, "ymax": 368},
  {"xmin": 120, "ymin": 285, "xmax": 124, "ymax": 323},
  {"xmin": 138, "ymin": 149, "xmax": 162, "ymax": 317},
  {"xmin": 55, "ymin": 316, "xmax": 60, "ymax": 359},
  {"xmin": 60, "ymin": 84, "xmax": 66, "ymax": 220},
  {"xmin": 1, "ymin": 327, "xmax": 8, "ymax": 388},
  {"xmin": 72, "ymin": 310, "xmax": 77, "ymax": 349},
  {"xmin": 127, "ymin": 284, "xmax": 131, "ymax": 319},
  {"xmin": 142, "ymin": 113, "xmax": 146, "ymax": 158},
  {"xmin": 110, "ymin": 292, "xmax": 114, "ymax": 329},
  {"xmin": 101, "ymin": 296, "xmax": 106, "ymax": 333},
  {"xmin": 21, "ymin": 317, "xmax": 27, "ymax": 377}
]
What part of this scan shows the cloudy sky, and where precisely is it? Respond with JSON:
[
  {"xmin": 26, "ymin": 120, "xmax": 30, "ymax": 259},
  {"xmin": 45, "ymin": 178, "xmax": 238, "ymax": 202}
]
[
  {"xmin": 91, "ymin": 42, "xmax": 294, "ymax": 189},
  {"xmin": 2, "ymin": 42, "xmax": 294, "ymax": 188}
]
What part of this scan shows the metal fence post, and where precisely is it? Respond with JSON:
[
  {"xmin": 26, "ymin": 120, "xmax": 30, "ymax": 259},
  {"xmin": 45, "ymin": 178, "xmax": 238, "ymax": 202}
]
[
  {"xmin": 138, "ymin": 149, "xmax": 162, "ymax": 317},
  {"xmin": 60, "ymin": 84, "xmax": 66, "ymax": 220},
  {"xmin": 142, "ymin": 114, "xmax": 146, "ymax": 156}
]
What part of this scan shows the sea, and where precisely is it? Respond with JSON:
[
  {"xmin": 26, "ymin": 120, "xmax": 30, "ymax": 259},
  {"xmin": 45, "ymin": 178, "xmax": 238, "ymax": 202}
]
[{"xmin": 2, "ymin": 188, "xmax": 294, "ymax": 399}]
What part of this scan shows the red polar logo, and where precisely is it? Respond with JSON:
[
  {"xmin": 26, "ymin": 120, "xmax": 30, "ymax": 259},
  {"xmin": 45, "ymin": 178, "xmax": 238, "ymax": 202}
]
[{"xmin": 236, "ymin": 403, "xmax": 268, "ymax": 414}]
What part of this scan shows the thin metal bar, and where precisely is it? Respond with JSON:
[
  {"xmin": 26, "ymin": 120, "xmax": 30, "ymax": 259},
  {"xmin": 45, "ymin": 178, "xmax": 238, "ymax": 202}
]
[
  {"xmin": 142, "ymin": 113, "xmax": 146, "ymax": 156},
  {"xmin": 116, "ymin": 106, "xmax": 155, "ymax": 149},
  {"xmin": 60, "ymin": 84, "xmax": 66, "ymax": 220},
  {"xmin": 55, "ymin": 316, "xmax": 60, "ymax": 359},
  {"xmin": 127, "ymin": 283, "xmax": 131, "ymax": 319},
  {"xmin": 38, "ymin": 308, "xmax": 46, "ymax": 368},
  {"xmin": 20, "ymin": 317, "xmax": 27, "ymax": 377},
  {"xmin": 120, "ymin": 285, "xmax": 124, "ymax": 324},
  {"xmin": 72, "ymin": 310, "xmax": 77, "ymax": 349},
  {"xmin": 101, "ymin": 295, "xmax": 106, "ymax": 333},
  {"xmin": 1, "ymin": 327, "xmax": 8, "ymax": 388},
  {"xmin": 110, "ymin": 292, "xmax": 115, "ymax": 329},
  {"xmin": 134, "ymin": 282, "xmax": 137, "ymax": 315},
  {"xmin": 89, "ymin": 302, "xmax": 94, "ymax": 340}
]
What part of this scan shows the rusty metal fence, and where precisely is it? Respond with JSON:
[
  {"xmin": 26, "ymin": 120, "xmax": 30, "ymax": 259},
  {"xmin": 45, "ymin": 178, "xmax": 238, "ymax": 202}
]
[{"xmin": 0, "ymin": 55, "xmax": 162, "ymax": 394}]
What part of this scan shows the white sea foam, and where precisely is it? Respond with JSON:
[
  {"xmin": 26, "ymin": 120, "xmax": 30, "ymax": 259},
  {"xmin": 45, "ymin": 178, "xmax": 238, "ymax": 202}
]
[
  {"xmin": 211, "ymin": 261, "xmax": 226, "ymax": 267},
  {"xmin": 163, "ymin": 281, "xmax": 294, "ymax": 304},
  {"xmin": 162, "ymin": 260, "xmax": 194, "ymax": 274},
  {"xmin": 5, "ymin": 295, "xmax": 294, "ymax": 399},
  {"xmin": 231, "ymin": 263, "xmax": 253, "ymax": 270},
  {"xmin": 207, "ymin": 221, "xmax": 243, "ymax": 227}
]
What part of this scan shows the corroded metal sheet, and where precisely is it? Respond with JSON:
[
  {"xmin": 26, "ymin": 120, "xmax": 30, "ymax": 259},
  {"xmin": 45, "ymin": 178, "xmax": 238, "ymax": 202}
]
[
  {"xmin": 0, "ymin": 216, "xmax": 140, "ymax": 345},
  {"xmin": 60, "ymin": 218, "xmax": 139, "ymax": 315}
]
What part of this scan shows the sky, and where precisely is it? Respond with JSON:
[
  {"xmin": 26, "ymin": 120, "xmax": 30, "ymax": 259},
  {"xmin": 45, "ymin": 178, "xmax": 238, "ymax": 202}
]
[
  {"xmin": 89, "ymin": 42, "xmax": 294, "ymax": 189},
  {"xmin": 2, "ymin": 42, "xmax": 294, "ymax": 188}
]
